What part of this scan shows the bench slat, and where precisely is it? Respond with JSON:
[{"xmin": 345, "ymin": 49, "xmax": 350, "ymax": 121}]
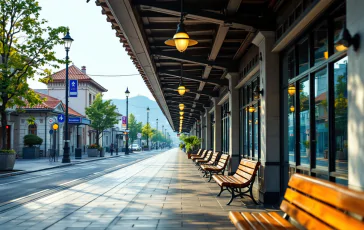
[
  {"xmin": 234, "ymin": 170, "xmax": 253, "ymax": 182},
  {"xmin": 284, "ymin": 188, "xmax": 364, "ymax": 230},
  {"xmin": 253, "ymin": 212, "xmax": 288, "ymax": 230},
  {"xmin": 240, "ymin": 160, "xmax": 258, "ymax": 170},
  {"xmin": 241, "ymin": 212, "xmax": 265, "ymax": 230},
  {"xmin": 237, "ymin": 164, "xmax": 255, "ymax": 175},
  {"xmin": 267, "ymin": 212, "xmax": 296, "ymax": 229},
  {"xmin": 280, "ymin": 200, "xmax": 332, "ymax": 230},
  {"xmin": 229, "ymin": 211, "xmax": 258, "ymax": 230},
  {"xmin": 288, "ymin": 174, "xmax": 364, "ymax": 217}
]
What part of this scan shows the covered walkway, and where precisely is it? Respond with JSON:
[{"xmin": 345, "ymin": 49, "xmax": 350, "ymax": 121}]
[{"xmin": 0, "ymin": 149, "xmax": 274, "ymax": 229}]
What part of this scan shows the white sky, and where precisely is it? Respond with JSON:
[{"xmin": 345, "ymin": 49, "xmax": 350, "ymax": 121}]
[{"xmin": 28, "ymin": 0, "xmax": 154, "ymax": 101}]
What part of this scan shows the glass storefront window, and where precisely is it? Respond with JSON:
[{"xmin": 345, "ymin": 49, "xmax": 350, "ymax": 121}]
[
  {"xmin": 314, "ymin": 69, "xmax": 328, "ymax": 169},
  {"xmin": 299, "ymin": 77, "xmax": 310, "ymax": 165},
  {"xmin": 334, "ymin": 57, "xmax": 348, "ymax": 174},
  {"xmin": 288, "ymin": 91, "xmax": 296, "ymax": 163},
  {"xmin": 313, "ymin": 23, "xmax": 328, "ymax": 65},
  {"xmin": 249, "ymin": 110, "xmax": 252, "ymax": 157},
  {"xmin": 333, "ymin": 5, "xmax": 347, "ymax": 54},
  {"xmin": 288, "ymin": 50, "xmax": 295, "ymax": 79},
  {"xmin": 298, "ymin": 39, "xmax": 309, "ymax": 74},
  {"xmin": 253, "ymin": 103, "xmax": 259, "ymax": 160}
]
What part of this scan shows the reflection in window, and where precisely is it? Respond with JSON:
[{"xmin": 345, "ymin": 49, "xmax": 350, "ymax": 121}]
[
  {"xmin": 333, "ymin": 5, "xmax": 347, "ymax": 54},
  {"xmin": 288, "ymin": 50, "xmax": 295, "ymax": 79},
  {"xmin": 253, "ymin": 104, "xmax": 259, "ymax": 160},
  {"xmin": 313, "ymin": 23, "xmax": 328, "ymax": 64},
  {"xmin": 334, "ymin": 57, "xmax": 348, "ymax": 174},
  {"xmin": 244, "ymin": 110, "xmax": 248, "ymax": 157},
  {"xmin": 299, "ymin": 77, "xmax": 310, "ymax": 165},
  {"xmin": 288, "ymin": 91, "xmax": 296, "ymax": 163},
  {"xmin": 28, "ymin": 124, "xmax": 37, "ymax": 135},
  {"xmin": 314, "ymin": 69, "xmax": 328, "ymax": 168},
  {"xmin": 298, "ymin": 39, "xmax": 309, "ymax": 74}
]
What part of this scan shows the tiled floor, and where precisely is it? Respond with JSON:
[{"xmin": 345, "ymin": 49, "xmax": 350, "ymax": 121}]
[{"xmin": 0, "ymin": 149, "xmax": 276, "ymax": 230}]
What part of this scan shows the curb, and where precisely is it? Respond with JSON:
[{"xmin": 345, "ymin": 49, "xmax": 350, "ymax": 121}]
[{"xmin": 0, "ymin": 153, "xmax": 128, "ymax": 178}]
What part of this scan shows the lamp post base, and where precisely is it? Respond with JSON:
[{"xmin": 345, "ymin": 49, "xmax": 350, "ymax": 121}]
[{"xmin": 62, "ymin": 147, "xmax": 71, "ymax": 163}]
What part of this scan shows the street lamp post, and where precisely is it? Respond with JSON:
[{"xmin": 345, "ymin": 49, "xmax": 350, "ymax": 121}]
[
  {"xmin": 147, "ymin": 107, "xmax": 150, "ymax": 150},
  {"xmin": 62, "ymin": 29, "xmax": 74, "ymax": 164},
  {"xmin": 111, "ymin": 128, "xmax": 114, "ymax": 156},
  {"xmin": 156, "ymin": 119, "xmax": 159, "ymax": 150},
  {"xmin": 125, "ymin": 88, "xmax": 130, "ymax": 155}
]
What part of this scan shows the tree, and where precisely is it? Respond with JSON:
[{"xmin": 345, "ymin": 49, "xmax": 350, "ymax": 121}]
[
  {"xmin": 0, "ymin": 0, "xmax": 67, "ymax": 149},
  {"xmin": 85, "ymin": 94, "xmax": 118, "ymax": 146},
  {"xmin": 142, "ymin": 123, "xmax": 153, "ymax": 146},
  {"xmin": 128, "ymin": 113, "xmax": 142, "ymax": 143}
]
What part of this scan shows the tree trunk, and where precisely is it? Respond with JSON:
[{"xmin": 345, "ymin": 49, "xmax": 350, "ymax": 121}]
[
  {"xmin": 96, "ymin": 131, "xmax": 100, "ymax": 146},
  {"xmin": 1, "ymin": 109, "xmax": 7, "ymax": 150}
]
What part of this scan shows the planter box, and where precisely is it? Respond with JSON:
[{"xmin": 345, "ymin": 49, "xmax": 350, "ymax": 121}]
[
  {"xmin": 87, "ymin": 148, "xmax": 99, "ymax": 157},
  {"xmin": 187, "ymin": 153, "xmax": 191, "ymax": 159},
  {"xmin": 23, "ymin": 147, "xmax": 40, "ymax": 159},
  {"xmin": 0, "ymin": 154, "xmax": 16, "ymax": 170},
  {"xmin": 100, "ymin": 149, "xmax": 105, "ymax": 157}
]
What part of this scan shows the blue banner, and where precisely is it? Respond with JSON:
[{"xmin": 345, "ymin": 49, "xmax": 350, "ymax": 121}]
[
  {"xmin": 69, "ymin": 80, "xmax": 78, "ymax": 97},
  {"xmin": 69, "ymin": 117, "xmax": 81, "ymax": 123}
]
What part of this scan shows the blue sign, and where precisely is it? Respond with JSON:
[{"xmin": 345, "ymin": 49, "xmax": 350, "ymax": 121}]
[
  {"xmin": 49, "ymin": 129, "xmax": 54, "ymax": 135},
  {"xmin": 69, "ymin": 80, "xmax": 78, "ymax": 97},
  {"xmin": 57, "ymin": 114, "xmax": 65, "ymax": 123},
  {"xmin": 69, "ymin": 117, "xmax": 81, "ymax": 123}
]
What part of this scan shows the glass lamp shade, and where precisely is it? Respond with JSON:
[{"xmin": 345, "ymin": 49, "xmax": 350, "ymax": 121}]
[
  {"xmin": 177, "ymin": 85, "xmax": 186, "ymax": 96},
  {"xmin": 324, "ymin": 51, "xmax": 329, "ymax": 59},
  {"xmin": 335, "ymin": 44, "xmax": 348, "ymax": 52},
  {"xmin": 179, "ymin": 103, "xmax": 185, "ymax": 110},
  {"xmin": 288, "ymin": 85, "xmax": 296, "ymax": 96},
  {"xmin": 125, "ymin": 87, "xmax": 130, "ymax": 97},
  {"xmin": 164, "ymin": 23, "xmax": 198, "ymax": 53},
  {"xmin": 179, "ymin": 111, "xmax": 184, "ymax": 116},
  {"xmin": 180, "ymin": 116, "xmax": 183, "ymax": 120},
  {"xmin": 248, "ymin": 106, "xmax": 255, "ymax": 113},
  {"xmin": 290, "ymin": 105, "xmax": 295, "ymax": 112},
  {"xmin": 62, "ymin": 30, "xmax": 74, "ymax": 50},
  {"xmin": 53, "ymin": 123, "xmax": 59, "ymax": 130}
]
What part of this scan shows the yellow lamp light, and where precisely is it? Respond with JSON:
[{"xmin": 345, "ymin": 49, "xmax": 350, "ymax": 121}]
[
  {"xmin": 177, "ymin": 85, "xmax": 186, "ymax": 96},
  {"xmin": 53, "ymin": 123, "xmax": 59, "ymax": 130},
  {"xmin": 335, "ymin": 44, "xmax": 348, "ymax": 52},
  {"xmin": 180, "ymin": 116, "xmax": 183, "ymax": 120},
  {"xmin": 179, "ymin": 103, "xmax": 185, "ymax": 110},
  {"xmin": 165, "ymin": 23, "xmax": 198, "ymax": 53},
  {"xmin": 324, "ymin": 51, "xmax": 328, "ymax": 59},
  {"xmin": 248, "ymin": 105, "xmax": 255, "ymax": 113},
  {"xmin": 290, "ymin": 105, "xmax": 295, "ymax": 112},
  {"xmin": 179, "ymin": 111, "xmax": 184, "ymax": 116},
  {"xmin": 288, "ymin": 85, "xmax": 296, "ymax": 96}
]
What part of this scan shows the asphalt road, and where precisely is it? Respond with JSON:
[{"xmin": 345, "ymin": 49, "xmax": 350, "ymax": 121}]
[{"xmin": 0, "ymin": 150, "xmax": 165, "ymax": 205}]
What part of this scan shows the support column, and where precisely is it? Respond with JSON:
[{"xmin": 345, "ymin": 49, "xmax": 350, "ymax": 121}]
[
  {"xmin": 205, "ymin": 108, "xmax": 212, "ymax": 150},
  {"xmin": 252, "ymin": 31, "xmax": 280, "ymax": 204},
  {"xmin": 200, "ymin": 115, "xmax": 205, "ymax": 149},
  {"xmin": 213, "ymin": 98, "xmax": 221, "ymax": 152},
  {"xmin": 347, "ymin": 0, "xmax": 364, "ymax": 190},
  {"xmin": 226, "ymin": 73, "xmax": 240, "ymax": 174}
]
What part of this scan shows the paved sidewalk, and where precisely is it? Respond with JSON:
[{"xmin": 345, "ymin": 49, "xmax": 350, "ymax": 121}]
[{"xmin": 0, "ymin": 149, "xmax": 277, "ymax": 230}]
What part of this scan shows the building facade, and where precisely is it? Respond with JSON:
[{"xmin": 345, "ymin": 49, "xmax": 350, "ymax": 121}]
[{"xmin": 97, "ymin": 0, "xmax": 364, "ymax": 203}]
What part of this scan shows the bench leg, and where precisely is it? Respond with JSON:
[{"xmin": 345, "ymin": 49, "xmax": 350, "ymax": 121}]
[
  {"xmin": 217, "ymin": 186, "xmax": 226, "ymax": 197},
  {"xmin": 208, "ymin": 171, "xmax": 213, "ymax": 182},
  {"xmin": 227, "ymin": 188, "xmax": 235, "ymax": 205}
]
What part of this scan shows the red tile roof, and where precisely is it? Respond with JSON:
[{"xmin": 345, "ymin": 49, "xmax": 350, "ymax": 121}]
[
  {"xmin": 47, "ymin": 65, "xmax": 108, "ymax": 92},
  {"xmin": 20, "ymin": 91, "xmax": 85, "ymax": 117}
]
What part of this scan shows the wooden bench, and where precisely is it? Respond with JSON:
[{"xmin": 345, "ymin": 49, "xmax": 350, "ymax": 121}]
[
  {"xmin": 213, "ymin": 159, "xmax": 260, "ymax": 205},
  {"xmin": 191, "ymin": 149, "xmax": 207, "ymax": 162},
  {"xmin": 190, "ymin": 148, "xmax": 203, "ymax": 158},
  {"xmin": 198, "ymin": 151, "xmax": 220, "ymax": 170},
  {"xmin": 229, "ymin": 173, "xmax": 364, "ymax": 230},
  {"xmin": 201, "ymin": 154, "xmax": 229, "ymax": 182},
  {"xmin": 195, "ymin": 150, "xmax": 213, "ymax": 166}
]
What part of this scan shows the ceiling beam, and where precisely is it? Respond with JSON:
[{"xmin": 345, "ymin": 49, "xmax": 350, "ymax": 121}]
[
  {"xmin": 165, "ymin": 99, "xmax": 208, "ymax": 107},
  {"xmin": 159, "ymin": 72, "xmax": 228, "ymax": 86},
  {"xmin": 163, "ymin": 88, "xmax": 218, "ymax": 98},
  {"xmin": 136, "ymin": 1, "xmax": 254, "ymax": 31},
  {"xmin": 153, "ymin": 52, "xmax": 231, "ymax": 70}
]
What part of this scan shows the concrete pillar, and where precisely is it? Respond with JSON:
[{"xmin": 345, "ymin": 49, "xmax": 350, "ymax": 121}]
[
  {"xmin": 252, "ymin": 31, "xmax": 280, "ymax": 204},
  {"xmin": 213, "ymin": 98, "xmax": 221, "ymax": 152},
  {"xmin": 347, "ymin": 0, "xmax": 364, "ymax": 190},
  {"xmin": 226, "ymin": 73, "xmax": 240, "ymax": 174},
  {"xmin": 205, "ymin": 108, "xmax": 212, "ymax": 150},
  {"xmin": 200, "ymin": 115, "xmax": 205, "ymax": 148}
]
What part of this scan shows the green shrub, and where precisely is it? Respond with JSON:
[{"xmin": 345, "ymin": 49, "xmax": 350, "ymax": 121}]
[
  {"xmin": 0, "ymin": 149, "xmax": 16, "ymax": 155},
  {"xmin": 182, "ymin": 135, "xmax": 201, "ymax": 152},
  {"xmin": 179, "ymin": 143, "xmax": 185, "ymax": 150},
  {"xmin": 24, "ymin": 134, "xmax": 43, "ymax": 147}
]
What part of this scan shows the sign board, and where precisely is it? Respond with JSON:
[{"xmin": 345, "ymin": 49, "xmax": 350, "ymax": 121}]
[
  {"xmin": 69, "ymin": 117, "xmax": 81, "ymax": 123},
  {"xmin": 57, "ymin": 114, "xmax": 65, "ymax": 123},
  {"xmin": 137, "ymin": 133, "xmax": 142, "ymax": 139},
  {"xmin": 49, "ymin": 129, "xmax": 54, "ymax": 135},
  {"xmin": 69, "ymin": 80, "xmax": 78, "ymax": 97},
  {"xmin": 48, "ymin": 117, "xmax": 56, "ymax": 124},
  {"xmin": 122, "ymin": 116, "xmax": 127, "ymax": 128}
]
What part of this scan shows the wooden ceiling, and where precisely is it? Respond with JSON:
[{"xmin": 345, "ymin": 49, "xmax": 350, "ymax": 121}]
[{"xmin": 97, "ymin": 0, "xmax": 275, "ymax": 133}]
